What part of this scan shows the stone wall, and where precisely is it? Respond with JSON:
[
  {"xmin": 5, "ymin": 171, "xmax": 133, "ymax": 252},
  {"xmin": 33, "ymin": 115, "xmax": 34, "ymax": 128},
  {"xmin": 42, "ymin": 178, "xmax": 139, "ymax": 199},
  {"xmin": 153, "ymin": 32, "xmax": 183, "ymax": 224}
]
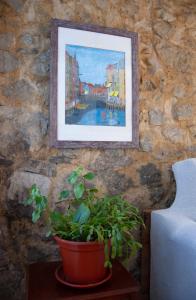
[{"xmin": 0, "ymin": 0, "xmax": 196, "ymax": 298}]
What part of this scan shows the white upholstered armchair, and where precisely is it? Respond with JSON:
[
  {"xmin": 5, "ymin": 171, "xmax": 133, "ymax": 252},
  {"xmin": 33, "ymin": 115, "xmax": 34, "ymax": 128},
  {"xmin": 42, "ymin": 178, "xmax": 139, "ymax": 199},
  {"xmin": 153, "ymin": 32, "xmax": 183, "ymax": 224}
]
[{"xmin": 150, "ymin": 158, "xmax": 196, "ymax": 300}]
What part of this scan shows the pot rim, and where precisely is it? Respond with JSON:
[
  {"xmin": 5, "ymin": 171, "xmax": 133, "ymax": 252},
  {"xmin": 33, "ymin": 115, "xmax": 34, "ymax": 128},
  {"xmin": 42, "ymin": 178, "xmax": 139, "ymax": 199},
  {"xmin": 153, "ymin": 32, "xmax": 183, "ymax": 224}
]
[{"xmin": 54, "ymin": 235, "xmax": 107, "ymax": 246}]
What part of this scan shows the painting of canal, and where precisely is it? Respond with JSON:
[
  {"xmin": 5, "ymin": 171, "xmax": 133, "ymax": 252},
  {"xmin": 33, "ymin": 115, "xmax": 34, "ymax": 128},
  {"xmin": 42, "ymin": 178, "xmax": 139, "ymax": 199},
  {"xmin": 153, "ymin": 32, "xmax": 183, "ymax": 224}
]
[{"xmin": 65, "ymin": 44, "xmax": 126, "ymax": 127}]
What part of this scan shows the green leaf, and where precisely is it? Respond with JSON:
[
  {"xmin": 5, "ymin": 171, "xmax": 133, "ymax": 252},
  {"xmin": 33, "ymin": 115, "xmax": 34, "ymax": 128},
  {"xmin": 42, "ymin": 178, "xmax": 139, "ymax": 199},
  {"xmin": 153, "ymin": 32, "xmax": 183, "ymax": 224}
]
[
  {"xmin": 32, "ymin": 210, "xmax": 41, "ymax": 223},
  {"xmin": 73, "ymin": 203, "xmax": 90, "ymax": 224},
  {"xmin": 116, "ymin": 228, "xmax": 122, "ymax": 241},
  {"xmin": 104, "ymin": 260, "xmax": 112, "ymax": 268},
  {"xmin": 104, "ymin": 240, "xmax": 109, "ymax": 259},
  {"xmin": 83, "ymin": 172, "xmax": 95, "ymax": 180},
  {"xmin": 35, "ymin": 195, "xmax": 47, "ymax": 211},
  {"xmin": 59, "ymin": 190, "xmax": 69, "ymax": 200},
  {"xmin": 31, "ymin": 184, "xmax": 40, "ymax": 198},
  {"xmin": 111, "ymin": 236, "xmax": 117, "ymax": 259},
  {"xmin": 74, "ymin": 183, "xmax": 85, "ymax": 199},
  {"xmin": 50, "ymin": 211, "xmax": 63, "ymax": 223},
  {"xmin": 87, "ymin": 226, "xmax": 94, "ymax": 241},
  {"xmin": 67, "ymin": 171, "xmax": 78, "ymax": 184},
  {"xmin": 76, "ymin": 166, "xmax": 84, "ymax": 175},
  {"xmin": 35, "ymin": 195, "xmax": 42, "ymax": 205}
]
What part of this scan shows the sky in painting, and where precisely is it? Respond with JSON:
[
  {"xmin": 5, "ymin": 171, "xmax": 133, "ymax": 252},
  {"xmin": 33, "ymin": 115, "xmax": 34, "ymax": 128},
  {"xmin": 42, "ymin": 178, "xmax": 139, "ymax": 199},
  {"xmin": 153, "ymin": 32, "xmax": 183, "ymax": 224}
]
[{"xmin": 66, "ymin": 44, "xmax": 125, "ymax": 85}]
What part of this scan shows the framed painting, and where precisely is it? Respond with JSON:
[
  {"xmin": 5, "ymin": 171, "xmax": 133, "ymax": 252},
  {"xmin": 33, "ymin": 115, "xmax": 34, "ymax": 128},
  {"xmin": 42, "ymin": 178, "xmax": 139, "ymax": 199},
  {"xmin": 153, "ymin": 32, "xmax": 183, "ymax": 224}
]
[{"xmin": 50, "ymin": 19, "xmax": 139, "ymax": 148}]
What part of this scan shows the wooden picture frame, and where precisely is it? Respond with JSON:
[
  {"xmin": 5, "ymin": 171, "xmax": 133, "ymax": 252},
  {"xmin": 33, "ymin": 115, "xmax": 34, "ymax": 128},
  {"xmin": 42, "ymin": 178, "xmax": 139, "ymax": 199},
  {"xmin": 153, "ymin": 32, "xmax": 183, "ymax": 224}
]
[{"xmin": 50, "ymin": 19, "xmax": 139, "ymax": 148}]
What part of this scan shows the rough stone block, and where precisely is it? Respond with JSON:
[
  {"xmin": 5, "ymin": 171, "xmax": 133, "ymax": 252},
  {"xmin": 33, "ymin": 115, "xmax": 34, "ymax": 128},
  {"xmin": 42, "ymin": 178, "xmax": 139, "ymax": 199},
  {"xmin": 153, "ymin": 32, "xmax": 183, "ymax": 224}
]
[
  {"xmin": 37, "ymin": 81, "xmax": 49, "ymax": 105},
  {"xmin": 173, "ymin": 104, "xmax": 192, "ymax": 120},
  {"xmin": 0, "ymin": 33, "xmax": 14, "ymax": 50},
  {"xmin": 0, "ymin": 217, "xmax": 9, "ymax": 249},
  {"xmin": 17, "ymin": 32, "xmax": 41, "ymax": 55},
  {"xmin": 20, "ymin": 159, "xmax": 56, "ymax": 177},
  {"xmin": 139, "ymin": 163, "xmax": 162, "ymax": 187},
  {"xmin": 6, "ymin": 171, "xmax": 51, "ymax": 219},
  {"xmin": 173, "ymin": 85, "xmax": 187, "ymax": 98},
  {"xmin": 156, "ymin": 44, "xmax": 192, "ymax": 73},
  {"xmin": 0, "ymin": 50, "xmax": 19, "ymax": 72},
  {"xmin": 189, "ymin": 125, "xmax": 196, "ymax": 138},
  {"xmin": 153, "ymin": 20, "xmax": 172, "ymax": 38},
  {"xmin": 157, "ymin": 8, "xmax": 176, "ymax": 22},
  {"xmin": 2, "ymin": 79, "xmax": 35, "ymax": 101},
  {"xmin": 4, "ymin": 0, "xmax": 25, "ymax": 12},
  {"xmin": 31, "ymin": 50, "xmax": 50, "ymax": 76},
  {"xmin": 101, "ymin": 171, "xmax": 134, "ymax": 195},
  {"xmin": 163, "ymin": 127, "xmax": 187, "ymax": 144},
  {"xmin": 140, "ymin": 136, "xmax": 153, "ymax": 152},
  {"xmin": 149, "ymin": 109, "xmax": 163, "ymax": 125},
  {"xmin": 143, "ymin": 80, "xmax": 157, "ymax": 91},
  {"xmin": 150, "ymin": 186, "xmax": 165, "ymax": 204},
  {"xmin": 0, "ymin": 107, "xmax": 48, "ymax": 155},
  {"xmin": 8, "ymin": 171, "xmax": 51, "ymax": 200},
  {"xmin": 49, "ymin": 155, "xmax": 74, "ymax": 164},
  {"xmin": 90, "ymin": 149, "xmax": 132, "ymax": 171},
  {"xmin": 51, "ymin": 162, "xmax": 133, "ymax": 199},
  {"xmin": 0, "ymin": 156, "xmax": 13, "ymax": 166},
  {"xmin": 20, "ymin": 33, "xmax": 33, "ymax": 46},
  {"xmin": 0, "ymin": 249, "xmax": 9, "ymax": 271}
]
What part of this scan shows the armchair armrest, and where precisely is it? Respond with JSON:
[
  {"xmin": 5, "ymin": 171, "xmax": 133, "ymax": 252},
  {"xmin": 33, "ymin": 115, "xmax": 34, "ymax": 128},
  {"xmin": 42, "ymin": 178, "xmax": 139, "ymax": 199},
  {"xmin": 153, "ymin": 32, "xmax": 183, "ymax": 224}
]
[{"xmin": 151, "ymin": 209, "xmax": 196, "ymax": 239}]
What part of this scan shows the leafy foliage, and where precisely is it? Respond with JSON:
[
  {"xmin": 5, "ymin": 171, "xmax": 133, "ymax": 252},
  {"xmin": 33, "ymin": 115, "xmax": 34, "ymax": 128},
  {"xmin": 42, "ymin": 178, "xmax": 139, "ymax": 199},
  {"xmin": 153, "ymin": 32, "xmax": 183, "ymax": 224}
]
[
  {"xmin": 23, "ymin": 167, "xmax": 144, "ymax": 267},
  {"xmin": 23, "ymin": 184, "xmax": 47, "ymax": 223},
  {"xmin": 58, "ymin": 190, "xmax": 69, "ymax": 201}
]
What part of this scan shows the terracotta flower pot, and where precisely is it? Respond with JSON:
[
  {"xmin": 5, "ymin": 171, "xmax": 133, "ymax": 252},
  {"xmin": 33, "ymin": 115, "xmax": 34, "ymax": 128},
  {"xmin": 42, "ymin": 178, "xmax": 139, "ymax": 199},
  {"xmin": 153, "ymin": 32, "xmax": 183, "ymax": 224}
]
[{"xmin": 54, "ymin": 236, "xmax": 109, "ymax": 284}]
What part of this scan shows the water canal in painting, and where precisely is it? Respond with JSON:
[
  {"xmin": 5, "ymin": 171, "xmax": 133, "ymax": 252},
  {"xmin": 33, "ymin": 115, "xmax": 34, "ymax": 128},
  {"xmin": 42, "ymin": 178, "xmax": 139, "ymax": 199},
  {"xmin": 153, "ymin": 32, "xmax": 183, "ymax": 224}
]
[{"xmin": 66, "ymin": 106, "xmax": 125, "ymax": 126}]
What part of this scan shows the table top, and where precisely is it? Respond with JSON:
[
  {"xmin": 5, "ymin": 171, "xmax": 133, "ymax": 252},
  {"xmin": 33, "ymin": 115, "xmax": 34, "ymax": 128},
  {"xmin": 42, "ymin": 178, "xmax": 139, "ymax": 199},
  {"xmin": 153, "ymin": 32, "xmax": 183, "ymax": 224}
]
[{"xmin": 27, "ymin": 260, "xmax": 140, "ymax": 300}]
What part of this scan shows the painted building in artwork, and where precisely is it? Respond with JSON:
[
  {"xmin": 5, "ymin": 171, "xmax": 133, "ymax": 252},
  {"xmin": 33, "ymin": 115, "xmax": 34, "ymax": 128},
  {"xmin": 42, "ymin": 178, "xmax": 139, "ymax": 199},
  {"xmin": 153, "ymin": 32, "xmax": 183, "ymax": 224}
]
[
  {"xmin": 79, "ymin": 83, "xmax": 107, "ymax": 97},
  {"xmin": 87, "ymin": 83, "xmax": 94, "ymax": 95},
  {"xmin": 105, "ymin": 59, "xmax": 125, "ymax": 107},
  {"xmin": 118, "ymin": 59, "xmax": 125, "ymax": 105},
  {"xmin": 90, "ymin": 85, "xmax": 107, "ymax": 96},
  {"xmin": 65, "ymin": 51, "xmax": 80, "ymax": 108},
  {"xmin": 79, "ymin": 82, "xmax": 90, "ymax": 95},
  {"xmin": 79, "ymin": 82, "xmax": 95, "ymax": 96}
]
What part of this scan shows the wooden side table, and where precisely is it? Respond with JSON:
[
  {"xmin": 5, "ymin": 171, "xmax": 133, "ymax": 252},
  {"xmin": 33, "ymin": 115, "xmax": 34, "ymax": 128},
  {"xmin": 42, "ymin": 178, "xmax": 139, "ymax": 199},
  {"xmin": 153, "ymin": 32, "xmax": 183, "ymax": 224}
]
[{"xmin": 27, "ymin": 260, "xmax": 142, "ymax": 300}]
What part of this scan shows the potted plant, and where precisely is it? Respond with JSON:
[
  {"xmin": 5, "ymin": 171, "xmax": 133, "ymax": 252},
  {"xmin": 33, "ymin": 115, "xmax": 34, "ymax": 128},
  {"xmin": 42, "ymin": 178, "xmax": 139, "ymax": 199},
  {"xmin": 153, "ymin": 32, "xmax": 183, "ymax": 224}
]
[{"xmin": 23, "ymin": 166, "xmax": 143, "ymax": 286}]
